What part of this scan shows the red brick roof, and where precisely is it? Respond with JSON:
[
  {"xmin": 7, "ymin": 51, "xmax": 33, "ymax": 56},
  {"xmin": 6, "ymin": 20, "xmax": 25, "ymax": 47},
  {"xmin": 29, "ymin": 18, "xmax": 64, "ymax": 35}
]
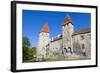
[
  {"xmin": 40, "ymin": 23, "xmax": 50, "ymax": 33},
  {"xmin": 63, "ymin": 16, "xmax": 73, "ymax": 26}
]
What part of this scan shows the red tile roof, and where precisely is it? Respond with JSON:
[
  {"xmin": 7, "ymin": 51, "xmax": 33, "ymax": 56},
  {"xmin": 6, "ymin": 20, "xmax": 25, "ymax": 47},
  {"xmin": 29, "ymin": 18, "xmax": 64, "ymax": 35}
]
[
  {"xmin": 40, "ymin": 23, "xmax": 50, "ymax": 33},
  {"xmin": 63, "ymin": 16, "xmax": 73, "ymax": 26}
]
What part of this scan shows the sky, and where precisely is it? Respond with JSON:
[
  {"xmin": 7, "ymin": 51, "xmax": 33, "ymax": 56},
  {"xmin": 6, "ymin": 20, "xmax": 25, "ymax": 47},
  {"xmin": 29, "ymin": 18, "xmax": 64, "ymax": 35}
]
[{"xmin": 22, "ymin": 10, "xmax": 91, "ymax": 47}]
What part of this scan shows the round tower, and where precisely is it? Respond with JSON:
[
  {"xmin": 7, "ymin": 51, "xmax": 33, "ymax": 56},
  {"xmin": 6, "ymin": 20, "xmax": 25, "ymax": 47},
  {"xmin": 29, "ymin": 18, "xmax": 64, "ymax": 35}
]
[
  {"xmin": 37, "ymin": 22, "xmax": 50, "ymax": 60},
  {"xmin": 62, "ymin": 16, "xmax": 74, "ymax": 57}
]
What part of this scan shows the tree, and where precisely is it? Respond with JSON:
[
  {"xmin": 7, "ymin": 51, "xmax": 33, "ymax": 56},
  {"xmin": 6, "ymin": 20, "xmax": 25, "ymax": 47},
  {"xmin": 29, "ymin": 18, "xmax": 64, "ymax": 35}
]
[
  {"xmin": 32, "ymin": 47, "xmax": 37, "ymax": 58},
  {"xmin": 22, "ymin": 36, "xmax": 31, "ymax": 61},
  {"xmin": 23, "ymin": 36, "xmax": 30, "ymax": 49}
]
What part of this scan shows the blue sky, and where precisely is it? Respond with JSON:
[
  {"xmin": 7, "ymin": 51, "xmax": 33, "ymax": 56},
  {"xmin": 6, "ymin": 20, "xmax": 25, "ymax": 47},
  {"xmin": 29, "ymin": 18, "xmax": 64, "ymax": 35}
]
[{"xmin": 22, "ymin": 10, "xmax": 91, "ymax": 47}]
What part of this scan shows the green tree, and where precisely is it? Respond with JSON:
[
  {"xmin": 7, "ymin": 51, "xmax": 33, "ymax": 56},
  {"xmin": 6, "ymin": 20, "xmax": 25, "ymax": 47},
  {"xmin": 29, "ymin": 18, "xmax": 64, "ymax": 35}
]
[
  {"xmin": 32, "ymin": 47, "xmax": 37, "ymax": 59},
  {"xmin": 23, "ymin": 36, "xmax": 30, "ymax": 48},
  {"xmin": 22, "ymin": 36, "xmax": 31, "ymax": 61}
]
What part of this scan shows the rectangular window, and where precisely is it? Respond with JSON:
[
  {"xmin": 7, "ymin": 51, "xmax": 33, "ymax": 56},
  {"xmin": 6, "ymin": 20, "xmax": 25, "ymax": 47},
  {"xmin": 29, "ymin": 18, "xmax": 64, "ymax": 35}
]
[
  {"xmin": 82, "ymin": 44, "xmax": 85, "ymax": 49},
  {"xmin": 81, "ymin": 35, "xmax": 84, "ymax": 40}
]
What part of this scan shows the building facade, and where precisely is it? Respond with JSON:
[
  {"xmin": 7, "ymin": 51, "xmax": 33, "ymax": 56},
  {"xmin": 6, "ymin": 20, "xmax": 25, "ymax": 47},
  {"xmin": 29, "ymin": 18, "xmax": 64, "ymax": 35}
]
[{"xmin": 37, "ymin": 16, "xmax": 91, "ymax": 60}]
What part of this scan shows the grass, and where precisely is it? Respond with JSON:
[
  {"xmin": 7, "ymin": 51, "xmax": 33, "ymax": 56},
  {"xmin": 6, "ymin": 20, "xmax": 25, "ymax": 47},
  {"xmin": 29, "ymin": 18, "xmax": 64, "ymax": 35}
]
[
  {"xmin": 23, "ymin": 56, "xmax": 91, "ymax": 63},
  {"xmin": 45, "ymin": 58, "xmax": 66, "ymax": 61}
]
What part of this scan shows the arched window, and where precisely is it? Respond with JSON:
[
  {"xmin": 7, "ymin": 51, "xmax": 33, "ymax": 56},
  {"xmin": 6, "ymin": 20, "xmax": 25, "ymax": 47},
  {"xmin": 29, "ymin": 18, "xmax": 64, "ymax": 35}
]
[
  {"xmin": 68, "ymin": 47, "xmax": 72, "ymax": 54},
  {"xmin": 64, "ymin": 48, "xmax": 68, "ymax": 53}
]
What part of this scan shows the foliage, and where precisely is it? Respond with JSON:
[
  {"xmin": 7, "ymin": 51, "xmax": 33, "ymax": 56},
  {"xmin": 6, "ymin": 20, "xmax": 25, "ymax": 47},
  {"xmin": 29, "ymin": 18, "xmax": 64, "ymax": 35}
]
[
  {"xmin": 23, "ymin": 36, "xmax": 30, "ymax": 49},
  {"xmin": 22, "ymin": 36, "xmax": 37, "ymax": 62},
  {"xmin": 32, "ymin": 47, "xmax": 37, "ymax": 57},
  {"xmin": 23, "ymin": 36, "xmax": 31, "ymax": 61}
]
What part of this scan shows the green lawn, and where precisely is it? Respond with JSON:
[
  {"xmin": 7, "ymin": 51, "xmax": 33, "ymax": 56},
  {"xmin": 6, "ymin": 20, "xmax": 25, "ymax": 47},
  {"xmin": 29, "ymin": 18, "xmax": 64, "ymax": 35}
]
[
  {"xmin": 45, "ymin": 58, "xmax": 66, "ymax": 61},
  {"xmin": 45, "ymin": 57, "xmax": 91, "ymax": 62},
  {"xmin": 23, "ymin": 57, "xmax": 91, "ymax": 63}
]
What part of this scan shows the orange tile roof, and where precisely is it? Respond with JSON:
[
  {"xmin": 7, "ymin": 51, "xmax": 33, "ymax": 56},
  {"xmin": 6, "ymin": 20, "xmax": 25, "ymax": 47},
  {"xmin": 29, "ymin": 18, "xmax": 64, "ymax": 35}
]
[
  {"xmin": 40, "ymin": 23, "xmax": 50, "ymax": 33},
  {"xmin": 63, "ymin": 16, "xmax": 73, "ymax": 26}
]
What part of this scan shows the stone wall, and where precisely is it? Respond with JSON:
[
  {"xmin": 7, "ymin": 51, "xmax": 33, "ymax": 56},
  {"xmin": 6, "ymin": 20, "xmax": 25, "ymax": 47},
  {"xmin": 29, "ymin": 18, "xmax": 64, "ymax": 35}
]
[
  {"xmin": 48, "ymin": 39, "xmax": 63, "ymax": 58},
  {"xmin": 72, "ymin": 33, "xmax": 91, "ymax": 59}
]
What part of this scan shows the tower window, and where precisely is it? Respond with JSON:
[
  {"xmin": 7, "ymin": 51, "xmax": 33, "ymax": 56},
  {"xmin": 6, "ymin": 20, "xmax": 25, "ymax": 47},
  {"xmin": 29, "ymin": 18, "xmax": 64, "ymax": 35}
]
[
  {"xmin": 64, "ymin": 48, "xmax": 68, "ymax": 53},
  {"xmin": 68, "ymin": 47, "xmax": 72, "ymax": 54}
]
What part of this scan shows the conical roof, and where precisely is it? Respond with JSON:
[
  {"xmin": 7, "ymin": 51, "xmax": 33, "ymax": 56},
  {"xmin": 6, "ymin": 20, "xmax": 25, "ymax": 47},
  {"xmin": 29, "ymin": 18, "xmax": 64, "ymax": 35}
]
[
  {"xmin": 40, "ymin": 22, "xmax": 50, "ymax": 33},
  {"xmin": 63, "ymin": 16, "xmax": 73, "ymax": 26}
]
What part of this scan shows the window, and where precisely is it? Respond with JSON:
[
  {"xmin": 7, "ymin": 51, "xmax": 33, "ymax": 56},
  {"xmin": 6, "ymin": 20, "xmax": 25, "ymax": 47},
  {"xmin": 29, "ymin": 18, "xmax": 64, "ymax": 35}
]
[
  {"xmin": 82, "ymin": 52, "xmax": 86, "ymax": 56},
  {"xmin": 81, "ymin": 44, "xmax": 86, "ymax": 56},
  {"xmin": 64, "ymin": 48, "xmax": 68, "ymax": 53},
  {"xmin": 88, "ymin": 34, "xmax": 91, "ymax": 39},
  {"xmin": 82, "ymin": 44, "xmax": 85, "ymax": 49},
  {"xmin": 68, "ymin": 47, "xmax": 72, "ymax": 54},
  {"xmin": 62, "ymin": 51, "xmax": 64, "ymax": 54},
  {"xmin": 81, "ymin": 35, "xmax": 84, "ymax": 40},
  {"xmin": 45, "ymin": 33, "xmax": 48, "ymax": 37}
]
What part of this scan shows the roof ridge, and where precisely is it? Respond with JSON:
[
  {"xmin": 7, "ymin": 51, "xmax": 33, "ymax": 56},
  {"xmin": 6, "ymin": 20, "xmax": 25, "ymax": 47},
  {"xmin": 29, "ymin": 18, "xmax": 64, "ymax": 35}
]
[
  {"xmin": 40, "ymin": 22, "xmax": 50, "ymax": 33},
  {"xmin": 63, "ymin": 16, "xmax": 73, "ymax": 26}
]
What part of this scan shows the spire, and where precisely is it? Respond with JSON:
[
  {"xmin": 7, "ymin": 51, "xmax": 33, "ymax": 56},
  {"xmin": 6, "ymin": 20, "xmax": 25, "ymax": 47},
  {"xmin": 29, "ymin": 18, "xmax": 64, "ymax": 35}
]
[
  {"xmin": 63, "ymin": 16, "xmax": 73, "ymax": 26},
  {"xmin": 40, "ymin": 22, "xmax": 50, "ymax": 33}
]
